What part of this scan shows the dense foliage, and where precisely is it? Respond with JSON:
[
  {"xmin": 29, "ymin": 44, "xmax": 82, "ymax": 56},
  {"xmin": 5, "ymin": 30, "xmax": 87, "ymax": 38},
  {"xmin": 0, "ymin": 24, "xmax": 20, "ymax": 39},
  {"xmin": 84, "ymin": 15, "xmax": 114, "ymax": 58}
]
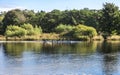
[
  {"xmin": 5, "ymin": 25, "xmax": 26, "ymax": 37},
  {"xmin": 73, "ymin": 25, "xmax": 97, "ymax": 39},
  {"xmin": 0, "ymin": 2, "xmax": 120, "ymax": 38},
  {"xmin": 21, "ymin": 23, "xmax": 42, "ymax": 35},
  {"xmin": 2, "ymin": 9, "xmax": 26, "ymax": 33},
  {"xmin": 5, "ymin": 23, "xmax": 42, "ymax": 37},
  {"xmin": 99, "ymin": 3, "xmax": 120, "ymax": 35},
  {"xmin": 55, "ymin": 24, "xmax": 74, "ymax": 33},
  {"xmin": 55, "ymin": 24, "xmax": 97, "ymax": 38}
]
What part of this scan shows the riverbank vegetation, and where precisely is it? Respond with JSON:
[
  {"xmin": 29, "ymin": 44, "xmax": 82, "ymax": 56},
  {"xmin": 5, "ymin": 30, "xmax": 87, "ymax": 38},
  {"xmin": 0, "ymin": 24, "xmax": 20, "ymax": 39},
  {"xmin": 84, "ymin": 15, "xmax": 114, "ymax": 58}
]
[{"xmin": 0, "ymin": 3, "xmax": 120, "ymax": 41}]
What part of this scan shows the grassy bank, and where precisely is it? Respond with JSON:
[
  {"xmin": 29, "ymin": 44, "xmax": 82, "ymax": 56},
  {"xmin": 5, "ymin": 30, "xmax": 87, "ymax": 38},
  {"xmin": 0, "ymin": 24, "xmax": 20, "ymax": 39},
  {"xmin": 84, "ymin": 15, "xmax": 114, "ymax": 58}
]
[
  {"xmin": 107, "ymin": 35, "xmax": 120, "ymax": 41},
  {"xmin": 0, "ymin": 33, "xmax": 62, "ymax": 41},
  {"xmin": 1, "ymin": 33, "xmax": 120, "ymax": 41},
  {"xmin": 4, "ymin": 33, "xmax": 60, "ymax": 41}
]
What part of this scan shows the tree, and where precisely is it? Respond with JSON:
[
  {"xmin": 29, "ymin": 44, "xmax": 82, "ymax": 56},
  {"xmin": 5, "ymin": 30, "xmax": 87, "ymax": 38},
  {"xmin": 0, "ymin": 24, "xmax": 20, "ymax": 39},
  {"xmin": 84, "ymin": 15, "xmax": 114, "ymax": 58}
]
[
  {"xmin": 34, "ymin": 11, "xmax": 46, "ymax": 26},
  {"xmin": 40, "ymin": 9, "xmax": 62, "ymax": 32},
  {"xmin": 23, "ymin": 9, "xmax": 36, "ymax": 25},
  {"xmin": 2, "ymin": 9, "xmax": 26, "ymax": 33},
  {"xmin": 61, "ymin": 9, "xmax": 79, "ymax": 25},
  {"xmin": 0, "ymin": 13, "xmax": 4, "ymax": 34},
  {"xmin": 99, "ymin": 3, "xmax": 120, "ymax": 35}
]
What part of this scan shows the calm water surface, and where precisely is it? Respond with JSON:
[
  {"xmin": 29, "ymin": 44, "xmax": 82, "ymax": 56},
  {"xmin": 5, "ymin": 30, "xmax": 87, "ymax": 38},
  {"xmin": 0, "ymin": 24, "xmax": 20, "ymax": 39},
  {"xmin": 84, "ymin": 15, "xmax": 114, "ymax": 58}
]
[{"xmin": 0, "ymin": 41, "xmax": 120, "ymax": 75}]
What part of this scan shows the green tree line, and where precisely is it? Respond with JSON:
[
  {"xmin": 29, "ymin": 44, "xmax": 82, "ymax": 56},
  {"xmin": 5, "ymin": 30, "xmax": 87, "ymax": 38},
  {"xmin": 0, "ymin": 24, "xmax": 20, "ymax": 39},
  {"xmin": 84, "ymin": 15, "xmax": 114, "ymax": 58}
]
[{"xmin": 0, "ymin": 3, "xmax": 120, "ymax": 38}]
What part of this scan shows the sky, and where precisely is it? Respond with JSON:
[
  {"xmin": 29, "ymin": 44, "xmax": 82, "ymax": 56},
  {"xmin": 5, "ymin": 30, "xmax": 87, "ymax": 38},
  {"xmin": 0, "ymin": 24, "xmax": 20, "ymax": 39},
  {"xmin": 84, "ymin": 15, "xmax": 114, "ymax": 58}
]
[{"xmin": 0, "ymin": 0, "xmax": 120, "ymax": 12}]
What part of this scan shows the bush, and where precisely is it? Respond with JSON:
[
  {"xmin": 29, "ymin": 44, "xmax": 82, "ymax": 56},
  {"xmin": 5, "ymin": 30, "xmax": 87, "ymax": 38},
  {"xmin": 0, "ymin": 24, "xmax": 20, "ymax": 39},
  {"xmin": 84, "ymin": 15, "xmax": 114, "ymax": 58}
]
[
  {"xmin": 34, "ymin": 26, "xmax": 42, "ymax": 35},
  {"xmin": 21, "ymin": 23, "xmax": 34, "ymax": 35},
  {"xmin": 21, "ymin": 23, "xmax": 42, "ymax": 35},
  {"xmin": 73, "ymin": 24, "xmax": 97, "ymax": 39},
  {"xmin": 5, "ymin": 24, "xmax": 42, "ymax": 37},
  {"xmin": 5, "ymin": 25, "xmax": 26, "ymax": 37},
  {"xmin": 111, "ymin": 30, "xmax": 117, "ymax": 35},
  {"xmin": 21, "ymin": 23, "xmax": 33, "ymax": 30},
  {"xmin": 55, "ymin": 24, "xmax": 74, "ymax": 33}
]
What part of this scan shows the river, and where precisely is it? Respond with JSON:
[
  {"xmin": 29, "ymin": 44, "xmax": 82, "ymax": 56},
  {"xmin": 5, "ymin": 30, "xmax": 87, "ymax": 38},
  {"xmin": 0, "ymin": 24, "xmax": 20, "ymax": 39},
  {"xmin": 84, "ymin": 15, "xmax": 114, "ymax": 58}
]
[{"xmin": 0, "ymin": 41, "xmax": 120, "ymax": 75}]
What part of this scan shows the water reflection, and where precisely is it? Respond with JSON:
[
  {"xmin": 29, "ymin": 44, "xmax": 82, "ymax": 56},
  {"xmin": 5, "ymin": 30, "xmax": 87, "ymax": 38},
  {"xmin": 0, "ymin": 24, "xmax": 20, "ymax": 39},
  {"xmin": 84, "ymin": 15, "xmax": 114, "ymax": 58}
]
[
  {"xmin": 3, "ymin": 41, "xmax": 98, "ymax": 57},
  {"xmin": 102, "ymin": 54, "xmax": 118, "ymax": 75},
  {"xmin": 98, "ymin": 41, "xmax": 120, "ymax": 75},
  {"xmin": 39, "ymin": 41, "xmax": 98, "ymax": 56},
  {"xmin": 0, "ymin": 41, "xmax": 120, "ymax": 75},
  {"xmin": 3, "ymin": 42, "xmax": 42, "ymax": 57},
  {"xmin": 98, "ymin": 41, "xmax": 120, "ymax": 54},
  {"xmin": 0, "ymin": 44, "xmax": 6, "ymax": 74}
]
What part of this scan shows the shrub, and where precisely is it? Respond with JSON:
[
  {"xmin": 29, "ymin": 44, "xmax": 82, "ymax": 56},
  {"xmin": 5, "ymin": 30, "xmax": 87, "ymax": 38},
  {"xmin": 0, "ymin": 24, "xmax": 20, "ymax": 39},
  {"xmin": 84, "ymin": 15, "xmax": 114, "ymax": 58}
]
[
  {"xmin": 5, "ymin": 25, "xmax": 26, "ymax": 37},
  {"xmin": 55, "ymin": 24, "xmax": 74, "ymax": 33},
  {"xmin": 5, "ymin": 30, "xmax": 12, "ymax": 37},
  {"xmin": 111, "ymin": 30, "xmax": 117, "ymax": 35},
  {"xmin": 34, "ymin": 26, "xmax": 42, "ymax": 35},
  {"xmin": 21, "ymin": 23, "xmax": 42, "ymax": 35},
  {"xmin": 21, "ymin": 23, "xmax": 34, "ymax": 35},
  {"xmin": 5, "ymin": 24, "xmax": 42, "ymax": 37},
  {"xmin": 73, "ymin": 24, "xmax": 97, "ymax": 39},
  {"xmin": 21, "ymin": 23, "xmax": 33, "ymax": 30}
]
